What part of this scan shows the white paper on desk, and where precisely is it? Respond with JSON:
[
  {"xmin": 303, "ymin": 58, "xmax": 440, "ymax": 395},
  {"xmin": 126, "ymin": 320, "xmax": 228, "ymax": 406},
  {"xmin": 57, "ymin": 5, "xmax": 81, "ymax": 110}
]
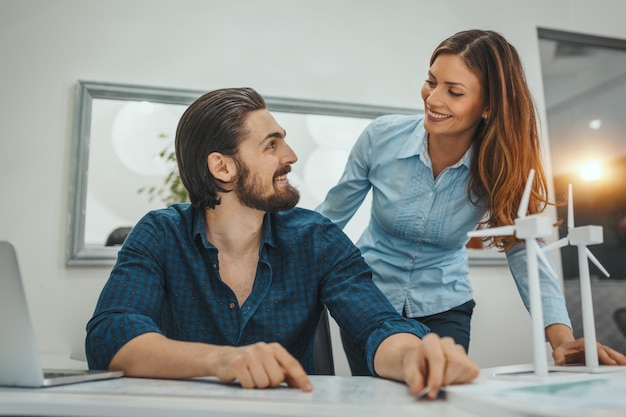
[
  {"xmin": 48, "ymin": 376, "xmax": 418, "ymax": 405},
  {"xmin": 494, "ymin": 378, "xmax": 625, "ymax": 409},
  {"xmin": 445, "ymin": 374, "xmax": 626, "ymax": 415}
]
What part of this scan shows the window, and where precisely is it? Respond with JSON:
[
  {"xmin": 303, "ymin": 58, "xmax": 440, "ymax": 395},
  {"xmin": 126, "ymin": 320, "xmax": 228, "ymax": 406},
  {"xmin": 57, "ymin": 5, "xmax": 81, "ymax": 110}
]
[{"xmin": 539, "ymin": 28, "xmax": 626, "ymax": 281}]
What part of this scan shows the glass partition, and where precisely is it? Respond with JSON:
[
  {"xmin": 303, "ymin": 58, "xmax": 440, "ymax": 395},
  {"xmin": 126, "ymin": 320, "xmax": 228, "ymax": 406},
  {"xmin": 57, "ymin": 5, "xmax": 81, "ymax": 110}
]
[
  {"xmin": 538, "ymin": 28, "xmax": 626, "ymax": 281},
  {"xmin": 538, "ymin": 27, "xmax": 626, "ymax": 354}
]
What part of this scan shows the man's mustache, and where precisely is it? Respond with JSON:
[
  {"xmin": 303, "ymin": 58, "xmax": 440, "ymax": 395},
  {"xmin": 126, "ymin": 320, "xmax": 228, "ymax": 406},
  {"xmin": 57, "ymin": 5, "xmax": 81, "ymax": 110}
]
[{"xmin": 274, "ymin": 165, "xmax": 292, "ymax": 178}]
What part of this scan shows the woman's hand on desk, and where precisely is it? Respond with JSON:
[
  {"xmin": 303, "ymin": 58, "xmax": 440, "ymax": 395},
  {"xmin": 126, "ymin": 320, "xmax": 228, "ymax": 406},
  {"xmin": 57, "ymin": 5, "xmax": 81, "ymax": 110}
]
[{"xmin": 552, "ymin": 338, "xmax": 626, "ymax": 366}]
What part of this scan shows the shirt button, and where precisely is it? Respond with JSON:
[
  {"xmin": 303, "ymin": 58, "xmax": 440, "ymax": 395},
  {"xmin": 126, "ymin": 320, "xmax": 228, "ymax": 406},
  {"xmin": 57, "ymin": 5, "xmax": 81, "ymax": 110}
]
[
  {"xmin": 212, "ymin": 264, "xmax": 218, "ymax": 269},
  {"xmin": 229, "ymin": 302, "xmax": 236, "ymax": 309},
  {"xmin": 421, "ymin": 217, "xmax": 426, "ymax": 222},
  {"xmin": 408, "ymin": 258, "xmax": 413, "ymax": 264},
  {"xmin": 428, "ymin": 192, "xmax": 434, "ymax": 197}
]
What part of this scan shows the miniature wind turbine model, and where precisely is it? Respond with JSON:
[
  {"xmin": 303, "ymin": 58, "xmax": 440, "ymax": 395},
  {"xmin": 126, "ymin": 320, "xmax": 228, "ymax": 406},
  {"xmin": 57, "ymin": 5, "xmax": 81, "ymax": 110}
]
[
  {"xmin": 468, "ymin": 169, "xmax": 556, "ymax": 377},
  {"xmin": 541, "ymin": 184, "xmax": 625, "ymax": 373}
]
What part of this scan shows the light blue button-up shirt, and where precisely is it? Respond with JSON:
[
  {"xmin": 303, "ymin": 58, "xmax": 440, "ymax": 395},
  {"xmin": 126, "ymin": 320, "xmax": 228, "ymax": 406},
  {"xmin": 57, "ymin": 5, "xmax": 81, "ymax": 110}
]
[{"xmin": 317, "ymin": 114, "xmax": 570, "ymax": 327}]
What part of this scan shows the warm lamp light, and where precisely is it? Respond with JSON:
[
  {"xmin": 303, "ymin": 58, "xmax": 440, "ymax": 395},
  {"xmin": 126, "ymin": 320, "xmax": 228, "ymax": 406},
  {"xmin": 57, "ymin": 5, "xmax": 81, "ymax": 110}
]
[{"xmin": 579, "ymin": 160, "xmax": 603, "ymax": 181}]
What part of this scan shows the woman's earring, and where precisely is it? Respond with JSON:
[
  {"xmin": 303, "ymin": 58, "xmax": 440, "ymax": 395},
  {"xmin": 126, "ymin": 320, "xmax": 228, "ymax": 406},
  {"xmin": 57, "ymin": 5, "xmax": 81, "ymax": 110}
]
[{"xmin": 482, "ymin": 114, "xmax": 488, "ymax": 121}]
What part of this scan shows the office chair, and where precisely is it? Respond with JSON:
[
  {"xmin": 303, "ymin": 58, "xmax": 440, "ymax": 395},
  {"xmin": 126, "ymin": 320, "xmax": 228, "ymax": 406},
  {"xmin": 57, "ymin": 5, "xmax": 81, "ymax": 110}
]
[
  {"xmin": 312, "ymin": 307, "xmax": 335, "ymax": 375},
  {"xmin": 614, "ymin": 308, "xmax": 626, "ymax": 339}
]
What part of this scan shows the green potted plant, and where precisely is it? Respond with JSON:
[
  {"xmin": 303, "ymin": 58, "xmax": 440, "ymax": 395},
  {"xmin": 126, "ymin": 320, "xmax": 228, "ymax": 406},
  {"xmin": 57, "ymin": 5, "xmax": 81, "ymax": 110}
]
[{"xmin": 138, "ymin": 149, "xmax": 189, "ymax": 205}]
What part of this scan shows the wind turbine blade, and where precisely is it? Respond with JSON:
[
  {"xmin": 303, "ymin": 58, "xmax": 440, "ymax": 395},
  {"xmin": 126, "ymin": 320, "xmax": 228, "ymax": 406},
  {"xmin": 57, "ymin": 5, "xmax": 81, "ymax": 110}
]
[
  {"xmin": 541, "ymin": 237, "xmax": 568, "ymax": 253},
  {"xmin": 467, "ymin": 225, "xmax": 516, "ymax": 237},
  {"xmin": 517, "ymin": 169, "xmax": 535, "ymax": 219},
  {"xmin": 585, "ymin": 247, "xmax": 610, "ymax": 277},
  {"xmin": 528, "ymin": 239, "xmax": 557, "ymax": 275},
  {"xmin": 567, "ymin": 184, "xmax": 574, "ymax": 230}
]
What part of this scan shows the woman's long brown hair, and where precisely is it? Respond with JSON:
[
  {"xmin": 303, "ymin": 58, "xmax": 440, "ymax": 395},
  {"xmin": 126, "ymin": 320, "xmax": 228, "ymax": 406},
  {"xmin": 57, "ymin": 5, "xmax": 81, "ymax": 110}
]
[{"xmin": 431, "ymin": 30, "xmax": 552, "ymax": 251}]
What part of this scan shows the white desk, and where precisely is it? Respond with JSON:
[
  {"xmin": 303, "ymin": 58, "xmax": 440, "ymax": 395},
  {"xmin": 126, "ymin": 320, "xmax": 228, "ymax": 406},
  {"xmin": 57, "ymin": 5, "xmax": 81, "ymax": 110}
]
[
  {"xmin": 446, "ymin": 365, "xmax": 626, "ymax": 417},
  {"xmin": 3, "ymin": 370, "xmax": 626, "ymax": 417},
  {"xmin": 0, "ymin": 375, "xmax": 474, "ymax": 417}
]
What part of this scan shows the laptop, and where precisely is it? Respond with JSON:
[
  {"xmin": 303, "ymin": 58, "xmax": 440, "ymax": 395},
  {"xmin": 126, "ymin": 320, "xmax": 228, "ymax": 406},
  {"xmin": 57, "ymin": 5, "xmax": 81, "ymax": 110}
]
[{"xmin": 0, "ymin": 241, "xmax": 123, "ymax": 387}]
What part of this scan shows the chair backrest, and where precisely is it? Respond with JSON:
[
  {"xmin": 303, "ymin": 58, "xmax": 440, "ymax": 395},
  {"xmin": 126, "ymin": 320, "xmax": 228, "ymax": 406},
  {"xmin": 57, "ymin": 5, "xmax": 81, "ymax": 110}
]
[
  {"xmin": 614, "ymin": 307, "xmax": 626, "ymax": 339},
  {"xmin": 105, "ymin": 226, "xmax": 132, "ymax": 246},
  {"xmin": 312, "ymin": 307, "xmax": 335, "ymax": 375}
]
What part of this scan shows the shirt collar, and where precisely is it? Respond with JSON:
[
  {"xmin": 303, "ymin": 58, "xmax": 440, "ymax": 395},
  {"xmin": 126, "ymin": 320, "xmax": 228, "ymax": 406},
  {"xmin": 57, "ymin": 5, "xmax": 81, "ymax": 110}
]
[
  {"xmin": 396, "ymin": 117, "xmax": 427, "ymax": 159},
  {"xmin": 192, "ymin": 208, "xmax": 213, "ymax": 248},
  {"xmin": 460, "ymin": 145, "xmax": 473, "ymax": 169},
  {"xmin": 397, "ymin": 117, "xmax": 473, "ymax": 170},
  {"xmin": 261, "ymin": 213, "xmax": 278, "ymax": 249}
]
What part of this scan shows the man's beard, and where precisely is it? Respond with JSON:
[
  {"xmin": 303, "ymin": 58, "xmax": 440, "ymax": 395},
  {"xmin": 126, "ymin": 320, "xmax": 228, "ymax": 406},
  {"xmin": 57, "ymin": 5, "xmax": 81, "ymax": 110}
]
[{"xmin": 234, "ymin": 159, "xmax": 300, "ymax": 212}]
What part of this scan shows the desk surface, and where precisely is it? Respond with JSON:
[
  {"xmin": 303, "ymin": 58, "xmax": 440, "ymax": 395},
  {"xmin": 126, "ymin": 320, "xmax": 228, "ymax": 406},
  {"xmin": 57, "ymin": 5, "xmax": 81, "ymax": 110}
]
[
  {"xmin": 0, "ymin": 375, "xmax": 474, "ymax": 417},
  {"xmin": 2, "ymin": 369, "xmax": 626, "ymax": 417},
  {"xmin": 446, "ymin": 365, "xmax": 626, "ymax": 417}
]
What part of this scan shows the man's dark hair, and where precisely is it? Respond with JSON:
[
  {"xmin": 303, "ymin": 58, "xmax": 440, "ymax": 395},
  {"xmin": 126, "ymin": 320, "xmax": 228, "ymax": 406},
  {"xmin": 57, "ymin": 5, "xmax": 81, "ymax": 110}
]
[{"xmin": 175, "ymin": 87, "xmax": 266, "ymax": 210}]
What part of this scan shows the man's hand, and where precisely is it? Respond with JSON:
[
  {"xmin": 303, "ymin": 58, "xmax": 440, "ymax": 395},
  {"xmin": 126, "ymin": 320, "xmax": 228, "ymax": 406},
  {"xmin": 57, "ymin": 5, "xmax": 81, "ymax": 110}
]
[
  {"xmin": 552, "ymin": 338, "xmax": 626, "ymax": 366},
  {"xmin": 109, "ymin": 334, "xmax": 312, "ymax": 391},
  {"xmin": 403, "ymin": 334, "xmax": 479, "ymax": 399},
  {"xmin": 375, "ymin": 333, "xmax": 479, "ymax": 399},
  {"xmin": 214, "ymin": 342, "xmax": 313, "ymax": 391}
]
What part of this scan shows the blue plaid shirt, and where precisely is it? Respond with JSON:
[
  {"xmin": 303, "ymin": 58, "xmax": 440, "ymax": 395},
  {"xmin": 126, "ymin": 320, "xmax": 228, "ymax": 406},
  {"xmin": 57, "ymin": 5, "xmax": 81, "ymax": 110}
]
[{"xmin": 86, "ymin": 204, "xmax": 429, "ymax": 375}]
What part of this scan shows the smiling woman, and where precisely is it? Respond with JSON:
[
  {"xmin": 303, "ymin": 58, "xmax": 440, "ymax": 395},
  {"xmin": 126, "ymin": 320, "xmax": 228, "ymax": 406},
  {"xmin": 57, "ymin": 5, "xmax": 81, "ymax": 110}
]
[{"xmin": 66, "ymin": 81, "xmax": 419, "ymax": 266}]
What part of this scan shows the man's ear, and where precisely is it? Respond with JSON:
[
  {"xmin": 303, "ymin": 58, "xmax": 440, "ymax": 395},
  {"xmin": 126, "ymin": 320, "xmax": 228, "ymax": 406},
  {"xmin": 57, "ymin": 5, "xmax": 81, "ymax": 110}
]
[{"xmin": 207, "ymin": 152, "xmax": 236, "ymax": 182}]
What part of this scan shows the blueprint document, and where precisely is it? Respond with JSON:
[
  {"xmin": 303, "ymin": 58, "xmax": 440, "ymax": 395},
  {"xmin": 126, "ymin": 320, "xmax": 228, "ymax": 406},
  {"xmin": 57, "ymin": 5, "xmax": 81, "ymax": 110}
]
[{"xmin": 444, "ymin": 367, "xmax": 626, "ymax": 417}]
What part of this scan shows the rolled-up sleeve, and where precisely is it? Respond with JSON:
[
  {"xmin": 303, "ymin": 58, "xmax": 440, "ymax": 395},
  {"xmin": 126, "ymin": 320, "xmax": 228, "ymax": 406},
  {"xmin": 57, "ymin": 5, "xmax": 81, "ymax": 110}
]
[
  {"xmin": 85, "ymin": 214, "xmax": 167, "ymax": 370},
  {"xmin": 315, "ymin": 216, "xmax": 430, "ymax": 376},
  {"xmin": 506, "ymin": 243, "xmax": 572, "ymax": 329},
  {"xmin": 316, "ymin": 120, "xmax": 374, "ymax": 228}
]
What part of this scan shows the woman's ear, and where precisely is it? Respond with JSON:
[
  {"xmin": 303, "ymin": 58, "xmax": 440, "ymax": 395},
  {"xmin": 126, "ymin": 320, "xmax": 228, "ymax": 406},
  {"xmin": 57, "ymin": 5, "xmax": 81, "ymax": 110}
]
[{"xmin": 207, "ymin": 152, "xmax": 236, "ymax": 182}]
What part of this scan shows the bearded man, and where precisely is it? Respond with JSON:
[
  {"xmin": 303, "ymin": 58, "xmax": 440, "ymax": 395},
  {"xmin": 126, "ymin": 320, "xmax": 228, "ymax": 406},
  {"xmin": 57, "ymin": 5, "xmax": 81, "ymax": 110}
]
[{"xmin": 86, "ymin": 87, "xmax": 478, "ymax": 399}]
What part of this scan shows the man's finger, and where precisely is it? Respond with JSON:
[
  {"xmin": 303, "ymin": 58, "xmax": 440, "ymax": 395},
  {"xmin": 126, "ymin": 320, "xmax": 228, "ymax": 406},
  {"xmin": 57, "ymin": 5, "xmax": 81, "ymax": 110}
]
[
  {"xmin": 274, "ymin": 344, "xmax": 312, "ymax": 392},
  {"xmin": 248, "ymin": 343, "xmax": 292, "ymax": 388},
  {"xmin": 422, "ymin": 334, "xmax": 446, "ymax": 398},
  {"xmin": 236, "ymin": 367, "xmax": 255, "ymax": 389},
  {"xmin": 442, "ymin": 342, "xmax": 478, "ymax": 385},
  {"xmin": 403, "ymin": 349, "xmax": 427, "ymax": 396}
]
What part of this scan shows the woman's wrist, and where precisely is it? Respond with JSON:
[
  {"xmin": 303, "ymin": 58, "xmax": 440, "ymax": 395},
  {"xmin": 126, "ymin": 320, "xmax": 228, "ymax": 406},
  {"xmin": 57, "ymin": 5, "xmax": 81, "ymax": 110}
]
[{"xmin": 545, "ymin": 323, "xmax": 575, "ymax": 349}]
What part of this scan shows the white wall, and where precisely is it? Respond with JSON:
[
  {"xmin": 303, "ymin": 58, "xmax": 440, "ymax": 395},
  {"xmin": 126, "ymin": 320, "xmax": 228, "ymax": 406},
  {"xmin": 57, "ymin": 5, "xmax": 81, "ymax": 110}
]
[{"xmin": 1, "ymin": 0, "xmax": 625, "ymax": 375}]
